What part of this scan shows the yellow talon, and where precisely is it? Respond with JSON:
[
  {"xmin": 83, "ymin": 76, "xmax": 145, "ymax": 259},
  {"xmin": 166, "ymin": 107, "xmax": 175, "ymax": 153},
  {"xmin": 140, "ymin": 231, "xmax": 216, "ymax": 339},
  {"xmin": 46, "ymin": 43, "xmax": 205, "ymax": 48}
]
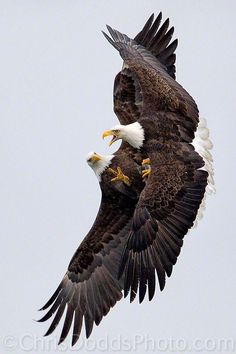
[
  {"xmin": 142, "ymin": 167, "xmax": 151, "ymax": 178},
  {"xmin": 107, "ymin": 167, "xmax": 117, "ymax": 175},
  {"xmin": 142, "ymin": 158, "xmax": 151, "ymax": 166},
  {"xmin": 108, "ymin": 167, "xmax": 131, "ymax": 186}
]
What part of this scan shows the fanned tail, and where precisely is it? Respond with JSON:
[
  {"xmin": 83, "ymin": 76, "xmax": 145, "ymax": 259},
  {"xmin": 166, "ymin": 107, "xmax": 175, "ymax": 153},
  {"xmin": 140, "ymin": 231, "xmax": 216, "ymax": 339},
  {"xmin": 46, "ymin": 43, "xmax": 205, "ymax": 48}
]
[{"xmin": 192, "ymin": 117, "xmax": 215, "ymax": 227}]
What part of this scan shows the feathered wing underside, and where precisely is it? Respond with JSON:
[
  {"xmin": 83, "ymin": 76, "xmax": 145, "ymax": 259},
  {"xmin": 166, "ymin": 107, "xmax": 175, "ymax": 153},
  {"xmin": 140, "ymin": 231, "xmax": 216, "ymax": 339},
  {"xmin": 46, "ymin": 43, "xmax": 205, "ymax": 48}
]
[
  {"xmin": 119, "ymin": 146, "xmax": 208, "ymax": 303},
  {"xmin": 103, "ymin": 25, "xmax": 199, "ymax": 142},
  {"xmin": 39, "ymin": 196, "xmax": 134, "ymax": 345}
]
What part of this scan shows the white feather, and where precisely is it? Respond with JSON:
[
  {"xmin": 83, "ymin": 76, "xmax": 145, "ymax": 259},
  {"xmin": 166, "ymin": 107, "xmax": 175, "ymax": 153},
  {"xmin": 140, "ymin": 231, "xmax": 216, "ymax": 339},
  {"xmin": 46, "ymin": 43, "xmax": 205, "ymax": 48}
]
[
  {"xmin": 113, "ymin": 122, "xmax": 145, "ymax": 149},
  {"xmin": 86, "ymin": 152, "xmax": 114, "ymax": 181},
  {"xmin": 192, "ymin": 117, "xmax": 215, "ymax": 228}
]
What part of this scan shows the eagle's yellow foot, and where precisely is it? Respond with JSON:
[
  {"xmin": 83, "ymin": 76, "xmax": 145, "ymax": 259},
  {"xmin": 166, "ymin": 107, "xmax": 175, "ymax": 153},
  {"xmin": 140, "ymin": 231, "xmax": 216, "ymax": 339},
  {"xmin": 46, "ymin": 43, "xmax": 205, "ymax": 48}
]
[
  {"xmin": 142, "ymin": 157, "xmax": 151, "ymax": 178},
  {"xmin": 108, "ymin": 167, "xmax": 131, "ymax": 186},
  {"xmin": 142, "ymin": 158, "xmax": 151, "ymax": 166},
  {"xmin": 142, "ymin": 167, "xmax": 151, "ymax": 178}
]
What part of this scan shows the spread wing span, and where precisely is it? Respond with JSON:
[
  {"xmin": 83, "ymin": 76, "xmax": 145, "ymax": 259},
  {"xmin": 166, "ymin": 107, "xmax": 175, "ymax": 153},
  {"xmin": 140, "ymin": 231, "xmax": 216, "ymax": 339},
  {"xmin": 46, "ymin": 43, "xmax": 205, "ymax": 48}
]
[{"xmin": 39, "ymin": 192, "xmax": 135, "ymax": 345}]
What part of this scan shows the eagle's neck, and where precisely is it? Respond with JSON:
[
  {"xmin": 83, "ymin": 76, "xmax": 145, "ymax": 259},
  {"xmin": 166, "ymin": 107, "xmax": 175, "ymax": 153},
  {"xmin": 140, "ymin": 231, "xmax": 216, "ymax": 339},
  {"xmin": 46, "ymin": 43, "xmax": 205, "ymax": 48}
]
[{"xmin": 122, "ymin": 122, "xmax": 145, "ymax": 149}]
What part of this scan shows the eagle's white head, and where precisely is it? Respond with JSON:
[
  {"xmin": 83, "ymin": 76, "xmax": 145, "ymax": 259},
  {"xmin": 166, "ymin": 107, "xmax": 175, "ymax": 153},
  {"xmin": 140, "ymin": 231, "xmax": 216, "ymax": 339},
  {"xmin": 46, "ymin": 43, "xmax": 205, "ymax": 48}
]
[
  {"xmin": 102, "ymin": 122, "xmax": 145, "ymax": 149},
  {"xmin": 86, "ymin": 151, "xmax": 114, "ymax": 181}
]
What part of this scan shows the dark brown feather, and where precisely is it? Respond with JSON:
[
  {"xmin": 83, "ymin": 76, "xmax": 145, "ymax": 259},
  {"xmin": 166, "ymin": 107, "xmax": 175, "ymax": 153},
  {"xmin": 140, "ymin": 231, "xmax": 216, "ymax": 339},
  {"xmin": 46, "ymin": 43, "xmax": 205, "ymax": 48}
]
[
  {"xmin": 39, "ymin": 148, "xmax": 144, "ymax": 344},
  {"xmin": 112, "ymin": 13, "xmax": 178, "ymax": 128},
  {"xmin": 119, "ymin": 145, "xmax": 208, "ymax": 302},
  {"xmin": 103, "ymin": 26, "xmax": 199, "ymax": 143}
]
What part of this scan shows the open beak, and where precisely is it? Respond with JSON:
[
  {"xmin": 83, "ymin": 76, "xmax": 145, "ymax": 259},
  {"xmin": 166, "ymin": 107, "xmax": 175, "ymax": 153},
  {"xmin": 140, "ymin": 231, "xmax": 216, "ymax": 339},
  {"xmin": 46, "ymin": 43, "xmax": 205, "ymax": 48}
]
[{"xmin": 102, "ymin": 130, "xmax": 119, "ymax": 146}]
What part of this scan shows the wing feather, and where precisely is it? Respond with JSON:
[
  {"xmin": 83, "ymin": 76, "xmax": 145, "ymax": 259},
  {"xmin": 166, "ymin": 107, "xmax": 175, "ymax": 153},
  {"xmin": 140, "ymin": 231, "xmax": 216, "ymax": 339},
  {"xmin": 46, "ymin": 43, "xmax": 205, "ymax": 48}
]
[
  {"xmin": 39, "ymin": 192, "xmax": 136, "ymax": 344},
  {"xmin": 134, "ymin": 13, "xmax": 156, "ymax": 44},
  {"xmin": 72, "ymin": 309, "xmax": 83, "ymax": 346},
  {"xmin": 58, "ymin": 303, "xmax": 74, "ymax": 344},
  {"xmin": 111, "ymin": 13, "xmax": 178, "ymax": 126},
  {"xmin": 103, "ymin": 25, "xmax": 199, "ymax": 141},
  {"xmin": 44, "ymin": 301, "xmax": 67, "ymax": 337},
  {"xmin": 119, "ymin": 147, "xmax": 208, "ymax": 302}
]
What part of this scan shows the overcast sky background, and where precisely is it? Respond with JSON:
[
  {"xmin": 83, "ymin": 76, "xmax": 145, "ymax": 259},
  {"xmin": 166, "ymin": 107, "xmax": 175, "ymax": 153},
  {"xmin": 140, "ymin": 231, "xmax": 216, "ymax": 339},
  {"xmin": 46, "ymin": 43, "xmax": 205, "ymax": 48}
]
[{"xmin": 1, "ymin": 1, "xmax": 235, "ymax": 353}]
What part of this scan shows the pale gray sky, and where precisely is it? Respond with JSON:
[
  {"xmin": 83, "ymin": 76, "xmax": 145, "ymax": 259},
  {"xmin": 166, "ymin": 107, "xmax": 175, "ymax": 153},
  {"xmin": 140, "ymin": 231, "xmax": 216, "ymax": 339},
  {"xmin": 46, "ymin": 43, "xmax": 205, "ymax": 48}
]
[{"xmin": 1, "ymin": 1, "xmax": 236, "ymax": 353}]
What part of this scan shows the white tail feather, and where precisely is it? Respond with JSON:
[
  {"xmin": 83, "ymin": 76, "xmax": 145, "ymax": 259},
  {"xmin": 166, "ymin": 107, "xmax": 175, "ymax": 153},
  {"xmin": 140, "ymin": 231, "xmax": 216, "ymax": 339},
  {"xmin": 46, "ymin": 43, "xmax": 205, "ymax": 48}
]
[{"xmin": 192, "ymin": 117, "xmax": 215, "ymax": 228}]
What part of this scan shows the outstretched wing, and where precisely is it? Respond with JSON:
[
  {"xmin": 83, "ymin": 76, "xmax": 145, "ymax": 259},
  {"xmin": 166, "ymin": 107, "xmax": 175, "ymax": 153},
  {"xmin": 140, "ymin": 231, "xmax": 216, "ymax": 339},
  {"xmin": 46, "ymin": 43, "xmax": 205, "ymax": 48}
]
[
  {"xmin": 134, "ymin": 13, "xmax": 178, "ymax": 79},
  {"xmin": 113, "ymin": 12, "xmax": 178, "ymax": 126},
  {"xmin": 119, "ymin": 145, "xmax": 208, "ymax": 303},
  {"xmin": 103, "ymin": 25, "xmax": 198, "ymax": 142},
  {"xmin": 39, "ymin": 191, "xmax": 136, "ymax": 345}
]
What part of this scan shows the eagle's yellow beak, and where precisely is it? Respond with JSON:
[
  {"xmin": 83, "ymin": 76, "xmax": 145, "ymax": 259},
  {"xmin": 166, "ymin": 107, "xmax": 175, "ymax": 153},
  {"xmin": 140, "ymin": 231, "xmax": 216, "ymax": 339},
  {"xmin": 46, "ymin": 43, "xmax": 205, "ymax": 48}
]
[
  {"xmin": 102, "ymin": 130, "xmax": 119, "ymax": 146},
  {"xmin": 90, "ymin": 153, "xmax": 102, "ymax": 163}
]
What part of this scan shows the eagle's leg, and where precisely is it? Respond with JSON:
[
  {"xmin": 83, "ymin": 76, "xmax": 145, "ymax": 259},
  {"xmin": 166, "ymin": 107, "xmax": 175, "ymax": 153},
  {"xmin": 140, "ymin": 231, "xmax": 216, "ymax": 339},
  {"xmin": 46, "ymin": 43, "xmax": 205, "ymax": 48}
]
[
  {"xmin": 142, "ymin": 166, "xmax": 151, "ymax": 178},
  {"xmin": 108, "ymin": 167, "xmax": 131, "ymax": 186}
]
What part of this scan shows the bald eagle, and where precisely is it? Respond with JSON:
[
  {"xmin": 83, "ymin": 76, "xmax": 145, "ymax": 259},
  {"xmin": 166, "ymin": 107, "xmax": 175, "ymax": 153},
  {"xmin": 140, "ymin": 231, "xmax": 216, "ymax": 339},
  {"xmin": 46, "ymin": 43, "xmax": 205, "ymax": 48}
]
[
  {"xmin": 39, "ymin": 13, "xmax": 214, "ymax": 345},
  {"xmin": 102, "ymin": 21, "xmax": 214, "ymax": 302}
]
